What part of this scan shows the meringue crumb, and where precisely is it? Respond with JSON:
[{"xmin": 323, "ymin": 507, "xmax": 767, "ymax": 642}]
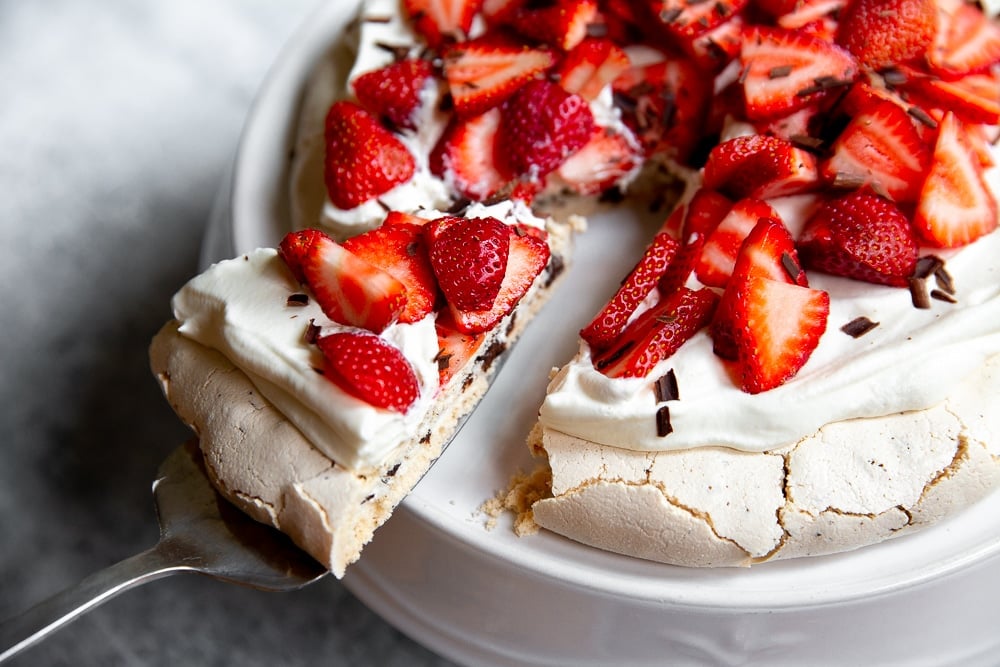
[{"xmin": 481, "ymin": 466, "xmax": 552, "ymax": 536}]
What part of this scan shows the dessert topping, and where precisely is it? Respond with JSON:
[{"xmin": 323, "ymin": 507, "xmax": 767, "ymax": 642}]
[{"xmin": 316, "ymin": 331, "xmax": 420, "ymax": 413}]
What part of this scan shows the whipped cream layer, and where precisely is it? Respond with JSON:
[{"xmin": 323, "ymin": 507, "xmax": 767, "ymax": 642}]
[{"xmin": 540, "ymin": 160, "xmax": 1000, "ymax": 454}]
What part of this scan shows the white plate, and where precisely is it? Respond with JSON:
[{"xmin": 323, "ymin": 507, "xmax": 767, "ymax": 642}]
[{"xmin": 213, "ymin": 1, "xmax": 1000, "ymax": 664}]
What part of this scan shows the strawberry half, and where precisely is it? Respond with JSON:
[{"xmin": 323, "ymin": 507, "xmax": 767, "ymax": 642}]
[
  {"xmin": 278, "ymin": 228, "xmax": 327, "ymax": 283},
  {"xmin": 324, "ymin": 101, "xmax": 415, "ymax": 210},
  {"xmin": 739, "ymin": 26, "xmax": 858, "ymax": 121},
  {"xmin": 352, "ymin": 58, "xmax": 436, "ymax": 131},
  {"xmin": 702, "ymin": 133, "xmax": 819, "ymax": 200},
  {"xmin": 900, "ymin": 76, "xmax": 1000, "ymax": 127},
  {"xmin": 798, "ymin": 189, "xmax": 919, "ymax": 287},
  {"xmin": 430, "ymin": 107, "xmax": 508, "ymax": 201},
  {"xmin": 928, "ymin": 0, "xmax": 1000, "ymax": 78},
  {"xmin": 730, "ymin": 276, "xmax": 829, "ymax": 394},
  {"xmin": 342, "ymin": 219, "xmax": 438, "ymax": 323},
  {"xmin": 316, "ymin": 331, "xmax": 419, "ymax": 413},
  {"xmin": 427, "ymin": 216, "xmax": 511, "ymax": 311},
  {"xmin": 509, "ymin": 0, "xmax": 599, "ymax": 51},
  {"xmin": 835, "ymin": 0, "xmax": 936, "ymax": 70},
  {"xmin": 403, "ymin": 0, "xmax": 483, "ymax": 49},
  {"xmin": 434, "ymin": 320, "xmax": 487, "ymax": 388},
  {"xmin": 554, "ymin": 126, "xmax": 642, "ymax": 195},
  {"xmin": 555, "ymin": 37, "xmax": 631, "ymax": 101},
  {"xmin": 913, "ymin": 112, "xmax": 999, "ymax": 248},
  {"xmin": 496, "ymin": 78, "xmax": 595, "ymax": 182},
  {"xmin": 694, "ymin": 197, "xmax": 782, "ymax": 288},
  {"xmin": 820, "ymin": 97, "xmax": 931, "ymax": 203},
  {"xmin": 443, "ymin": 37, "xmax": 555, "ymax": 118},
  {"xmin": 580, "ymin": 232, "xmax": 680, "ymax": 352},
  {"xmin": 298, "ymin": 232, "xmax": 408, "ymax": 333},
  {"xmin": 592, "ymin": 287, "xmax": 719, "ymax": 379}
]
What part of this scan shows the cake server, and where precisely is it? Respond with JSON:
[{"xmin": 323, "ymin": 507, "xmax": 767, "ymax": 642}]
[{"xmin": 0, "ymin": 439, "xmax": 328, "ymax": 662}]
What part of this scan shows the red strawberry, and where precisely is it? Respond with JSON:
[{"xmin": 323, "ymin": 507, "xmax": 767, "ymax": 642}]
[
  {"xmin": 682, "ymin": 13, "xmax": 744, "ymax": 71},
  {"xmin": 482, "ymin": 0, "xmax": 526, "ymax": 25},
  {"xmin": 324, "ymin": 101, "xmax": 415, "ymax": 210},
  {"xmin": 901, "ymin": 76, "xmax": 1000, "ymax": 126},
  {"xmin": 496, "ymin": 78, "xmax": 595, "ymax": 181},
  {"xmin": 430, "ymin": 108, "xmax": 508, "ymax": 200},
  {"xmin": 820, "ymin": 97, "xmax": 931, "ymax": 203},
  {"xmin": 654, "ymin": 0, "xmax": 748, "ymax": 44},
  {"xmin": 342, "ymin": 220, "xmax": 438, "ymax": 323},
  {"xmin": 799, "ymin": 190, "xmax": 919, "ymax": 286},
  {"xmin": 427, "ymin": 216, "xmax": 511, "ymax": 311},
  {"xmin": 299, "ymin": 233, "xmax": 408, "ymax": 333},
  {"xmin": 555, "ymin": 37, "xmax": 631, "ymax": 101},
  {"xmin": 681, "ymin": 188, "xmax": 733, "ymax": 240},
  {"xmin": 694, "ymin": 197, "xmax": 782, "ymax": 288},
  {"xmin": 580, "ymin": 232, "xmax": 680, "ymax": 352},
  {"xmin": 510, "ymin": 0, "xmax": 599, "ymax": 51},
  {"xmin": 593, "ymin": 287, "xmax": 719, "ymax": 379},
  {"xmin": 352, "ymin": 58, "xmax": 436, "ymax": 131},
  {"xmin": 443, "ymin": 38, "xmax": 556, "ymax": 118},
  {"xmin": 835, "ymin": 0, "xmax": 936, "ymax": 70},
  {"xmin": 316, "ymin": 331, "xmax": 419, "ymax": 413},
  {"xmin": 913, "ymin": 112, "xmax": 999, "ymax": 248},
  {"xmin": 927, "ymin": 0, "xmax": 1000, "ymax": 78},
  {"xmin": 702, "ymin": 133, "xmax": 819, "ymax": 200},
  {"xmin": 554, "ymin": 126, "xmax": 642, "ymax": 195},
  {"xmin": 434, "ymin": 319, "xmax": 487, "ymax": 387},
  {"xmin": 775, "ymin": 0, "xmax": 844, "ymax": 33},
  {"xmin": 446, "ymin": 226, "xmax": 551, "ymax": 333},
  {"xmin": 383, "ymin": 210, "xmax": 431, "ymax": 227},
  {"xmin": 278, "ymin": 228, "xmax": 327, "ymax": 283},
  {"xmin": 403, "ymin": 0, "xmax": 483, "ymax": 49},
  {"xmin": 739, "ymin": 26, "xmax": 858, "ymax": 121}
]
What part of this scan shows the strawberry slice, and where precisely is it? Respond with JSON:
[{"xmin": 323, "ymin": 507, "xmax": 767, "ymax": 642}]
[
  {"xmin": 680, "ymin": 188, "xmax": 733, "ymax": 240},
  {"xmin": 443, "ymin": 38, "xmax": 556, "ymax": 118},
  {"xmin": 482, "ymin": 0, "xmax": 526, "ymax": 25},
  {"xmin": 592, "ymin": 287, "xmax": 719, "ymax": 379},
  {"xmin": 554, "ymin": 126, "xmax": 642, "ymax": 195},
  {"xmin": 654, "ymin": 0, "xmax": 748, "ymax": 45},
  {"xmin": 342, "ymin": 219, "xmax": 438, "ymax": 323},
  {"xmin": 352, "ymin": 58, "xmax": 436, "ymax": 132},
  {"xmin": 509, "ymin": 0, "xmax": 598, "ymax": 51},
  {"xmin": 427, "ymin": 216, "xmax": 511, "ymax": 311},
  {"xmin": 775, "ymin": 0, "xmax": 844, "ymax": 33},
  {"xmin": 446, "ymin": 226, "xmax": 551, "ymax": 334},
  {"xmin": 316, "ymin": 331, "xmax": 419, "ymax": 413},
  {"xmin": 403, "ymin": 0, "xmax": 483, "ymax": 49},
  {"xmin": 496, "ymin": 78, "xmax": 595, "ymax": 182},
  {"xmin": 694, "ymin": 197, "xmax": 782, "ymax": 288},
  {"xmin": 430, "ymin": 107, "xmax": 508, "ymax": 201},
  {"xmin": 835, "ymin": 0, "xmax": 936, "ymax": 70},
  {"xmin": 820, "ymin": 97, "xmax": 931, "ymax": 203},
  {"xmin": 682, "ymin": 13, "xmax": 744, "ymax": 71},
  {"xmin": 928, "ymin": 0, "xmax": 1000, "ymax": 78},
  {"xmin": 798, "ymin": 189, "xmax": 919, "ymax": 287},
  {"xmin": 739, "ymin": 26, "xmax": 858, "ymax": 121},
  {"xmin": 555, "ymin": 37, "xmax": 631, "ymax": 101},
  {"xmin": 278, "ymin": 228, "xmax": 327, "ymax": 283},
  {"xmin": 702, "ymin": 133, "xmax": 819, "ymax": 200},
  {"xmin": 913, "ymin": 112, "xmax": 999, "ymax": 248},
  {"xmin": 580, "ymin": 232, "xmax": 680, "ymax": 352},
  {"xmin": 324, "ymin": 101, "xmax": 415, "ymax": 210},
  {"xmin": 434, "ymin": 319, "xmax": 487, "ymax": 388},
  {"xmin": 730, "ymin": 276, "xmax": 829, "ymax": 394},
  {"xmin": 900, "ymin": 76, "xmax": 1000, "ymax": 127},
  {"xmin": 298, "ymin": 233, "xmax": 408, "ymax": 333}
]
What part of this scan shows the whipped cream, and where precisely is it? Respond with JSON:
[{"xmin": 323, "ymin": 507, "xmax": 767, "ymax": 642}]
[{"xmin": 540, "ymin": 154, "xmax": 1000, "ymax": 453}]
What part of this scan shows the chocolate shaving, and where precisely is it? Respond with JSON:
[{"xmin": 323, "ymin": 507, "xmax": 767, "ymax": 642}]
[
  {"xmin": 831, "ymin": 171, "xmax": 868, "ymax": 190},
  {"xmin": 659, "ymin": 7, "xmax": 683, "ymax": 22},
  {"xmin": 286, "ymin": 293, "xmax": 309, "ymax": 307},
  {"xmin": 406, "ymin": 241, "xmax": 419, "ymax": 257},
  {"xmin": 934, "ymin": 263, "xmax": 955, "ymax": 295},
  {"xmin": 909, "ymin": 276, "xmax": 931, "ymax": 309},
  {"xmin": 375, "ymin": 42, "xmax": 411, "ymax": 61},
  {"xmin": 385, "ymin": 463, "xmax": 401, "ymax": 477},
  {"xmin": 931, "ymin": 289, "xmax": 957, "ymax": 303},
  {"xmin": 913, "ymin": 254, "xmax": 943, "ymax": 279},
  {"xmin": 789, "ymin": 134, "xmax": 824, "ymax": 151},
  {"xmin": 881, "ymin": 67, "xmax": 907, "ymax": 86},
  {"xmin": 586, "ymin": 22, "xmax": 608, "ymax": 37},
  {"xmin": 656, "ymin": 406, "xmax": 673, "ymax": 437},
  {"xmin": 841, "ymin": 316, "xmax": 879, "ymax": 338},
  {"xmin": 654, "ymin": 369, "xmax": 680, "ymax": 402},
  {"xmin": 907, "ymin": 106, "xmax": 938, "ymax": 129},
  {"xmin": 304, "ymin": 319, "xmax": 321, "ymax": 344},
  {"xmin": 364, "ymin": 15, "xmax": 392, "ymax": 23},
  {"xmin": 769, "ymin": 65, "xmax": 793, "ymax": 79},
  {"xmin": 436, "ymin": 352, "xmax": 453, "ymax": 373},
  {"xmin": 796, "ymin": 76, "xmax": 852, "ymax": 97},
  {"xmin": 594, "ymin": 341, "xmax": 634, "ymax": 370},
  {"xmin": 780, "ymin": 252, "xmax": 802, "ymax": 282}
]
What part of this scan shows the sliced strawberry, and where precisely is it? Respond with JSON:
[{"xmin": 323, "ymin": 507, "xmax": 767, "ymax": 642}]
[
  {"xmin": 510, "ymin": 0, "xmax": 599, "ymax": 51},
  {"xmin": 383, "ymin": 210, "xmax": 432, "ymax": 227},
  {"xmin": 730, "ymin": 276, "xmax": 829, "ymax": 394},
  {"xmin": 427, "ymin": 216, "xmax": 511, "ymax": 311},
  {"xmin": 316, "ymin": 331, "xmax": 419, "ymax": 413},
  {"xmin": 580, "ymin": 232, "xmax": 680, "ymax": 352},
  {"xmin": 913, "ymin": 112, "xmax": 999, "ymax": 248},
  {"xmin": 482, "ymin": 0, "xmax": 526, "ymax": 25},
  {"xmin": 592, "ymin": 287, "xmax": 719, "ymax": 379},
  {"xmin": 740, "ymin": 26, "xmax": 858, "ymax": 121},
  {"xmin": 443, "ymin": 38, "xmax": 556, "ymax": 118},
  {"xmin": 694, "ymin": 197, "xmax": 782, "ymax": 288},
  {"xmin": 776, "ymin": 0, "xmax": 844, "ymax": 33},
  {"xmin": 554, "ymin": 126, "xmax": 642, "ymax": 195},
  {"xmin": 928, "ymin": 0, "xmax": 1000, "ymax": 78},
  {"xmin": 657, "ymin": 232, "xmax": 706, "ymax": 296},
  {"xmin": 682, "ymin": 14, "xmax": 744, "ymax": 71},
  {"xmin": 835, "ymin": 0, "xmax": 936, "ymax": 70},
  {"xmin": 681, "ymin": 188, "xmax": 733, "ymax": 240},
  {"xmin": 300, "ymin": 234, "xmax": 408, "ymax": 333},
  {"xmin": 798, "ymin": 190, "xmax": 919, "ymax": 286},
  {"xmin": 403, "ymin": 0, "xmax": 483, "ymax": 49},
  {"xmin": 430, "ymin": 107, "xmax": 508, "ymax": 200},
  {"xmin": 702, "ymin": 134, "xmax": 819, "ymax": 200},
  {"xmin": 446, "ymin": 226, "xmax": 551, "ymax": 333},
  {"xmin": 434, "ymin": 319, "xmax": 487, "ymax": 388},
  {"xmin": 496, "ymin": 78, "xmax": 595, "ymax": 182},
  {"xmin": 324, "ymin": 101, "xmax": 415, "ymax": 210},
  {"xmin": 342, "ymin": 220, "xmax": 438, "ymax": 323},
  {"xmin": 900, "ymin": 76, "xmax": 1000, "ymax": 126},
  {"xmin": 352, "ymin": 58, "xmax": 436, "ymax": 132},
  {"xmin": 555, "ymin": 37, "xmax": 631, "ymax": 101},
  {"xmin": 820, "ymin": 97, "xmax": 931, "ymax": 203},
  {"xmin": 278, "ymin": 228, "xmax": 327, "ymax": 283},
  {"xmin": 653, "ymin": 0, "xmax": 748, "ymax": 45}
]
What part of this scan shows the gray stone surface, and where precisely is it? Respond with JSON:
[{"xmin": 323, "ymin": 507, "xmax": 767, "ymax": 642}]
[{"xmin": 0, "ymin": 2, "xmax": 455, "ymax": 664}]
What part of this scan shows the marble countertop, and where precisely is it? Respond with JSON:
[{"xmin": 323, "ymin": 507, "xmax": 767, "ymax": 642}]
[{"xmin": 0, "ymin": 1, "xmax": 455, "ymax": 664}]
